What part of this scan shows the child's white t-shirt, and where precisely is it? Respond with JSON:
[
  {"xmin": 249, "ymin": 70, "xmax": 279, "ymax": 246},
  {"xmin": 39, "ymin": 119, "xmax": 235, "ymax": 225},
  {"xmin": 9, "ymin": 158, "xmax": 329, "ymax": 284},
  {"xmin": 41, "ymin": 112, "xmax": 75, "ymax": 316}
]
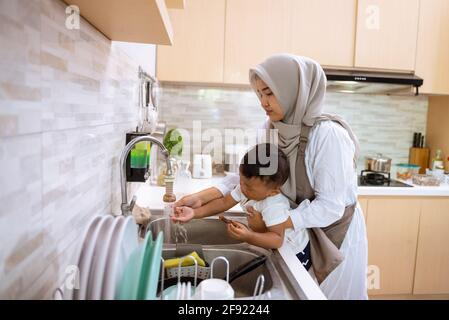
[{"xmin": 230, "ymin": 185, "xmax": 309, "ymax": 254}]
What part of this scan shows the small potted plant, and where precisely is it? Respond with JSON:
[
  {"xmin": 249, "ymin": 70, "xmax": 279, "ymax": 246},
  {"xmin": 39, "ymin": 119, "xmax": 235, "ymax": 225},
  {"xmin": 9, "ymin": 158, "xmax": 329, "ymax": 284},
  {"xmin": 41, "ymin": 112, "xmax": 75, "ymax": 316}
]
[{"xmin": 157, "ymin": 128, "xmax": 184, "ymax": 186}]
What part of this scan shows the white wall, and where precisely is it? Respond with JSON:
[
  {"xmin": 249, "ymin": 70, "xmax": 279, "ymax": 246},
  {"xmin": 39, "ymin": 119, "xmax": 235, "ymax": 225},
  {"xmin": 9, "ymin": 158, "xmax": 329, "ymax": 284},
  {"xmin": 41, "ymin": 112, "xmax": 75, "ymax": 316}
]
[
  {"xmin": 112, "ymin": 42, "xmax": 157, "ymax": 76},
  {"xmin": 0, "ymin": 0, "xmax": 155, "ymax": 299}
]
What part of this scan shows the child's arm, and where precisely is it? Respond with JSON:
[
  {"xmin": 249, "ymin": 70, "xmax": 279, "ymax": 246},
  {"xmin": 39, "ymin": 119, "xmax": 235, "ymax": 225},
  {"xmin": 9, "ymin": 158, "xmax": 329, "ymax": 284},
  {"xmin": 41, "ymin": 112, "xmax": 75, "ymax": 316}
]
[
  {"xmin": 228, "ymin": 222, "xmax": 285, "ymax": 250},
  {"xmin": 193, "ymin": 193, "xmax": 238, "ymax": 218},
  {"xmin": 246, "ymin": 206, "xmax": 268, "ymax": 233},
  {"xmin": 172, "ymin": 190, "xmax": 237, "ymax": 223},
  {"xmin": 174, "ymin": 187, "xmax": 224, "ymax": 209}
]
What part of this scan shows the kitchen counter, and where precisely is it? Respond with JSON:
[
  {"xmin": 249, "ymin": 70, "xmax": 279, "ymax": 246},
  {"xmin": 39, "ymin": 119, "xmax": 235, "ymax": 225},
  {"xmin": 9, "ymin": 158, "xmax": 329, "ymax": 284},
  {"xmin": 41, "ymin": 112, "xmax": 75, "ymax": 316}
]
[
  {"xmin": 358, "ymin": 180, "xmax": 449, "ymax": 197},
  {"xmin": 135, "ymin": 176, "xmax": 245, "ymax": 212},
  {"xmin": 134, "ymin": 176, "xmax": 326, "ymax": 300},
  {"xmin": 135, "ymin": 176, "xmax": 449, "ymax": 209}
]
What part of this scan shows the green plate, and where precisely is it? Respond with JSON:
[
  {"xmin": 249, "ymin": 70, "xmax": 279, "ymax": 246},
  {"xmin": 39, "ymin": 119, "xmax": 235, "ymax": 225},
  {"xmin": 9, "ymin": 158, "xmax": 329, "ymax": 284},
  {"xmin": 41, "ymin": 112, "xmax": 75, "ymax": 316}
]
[
  {"xmin": 139, "ymin": 231, "xmax": 163, "ymax": 300},
  {"xmin": 118, "ymin": 232, "xmax": 152, "ymax": 300},
  {"xmin": 136, "ymin": 231, "xmax": 155, "ymax": 299},
  {"xmin": 117, "ymin": 244, "xmax": 142, "ymax": 300}
]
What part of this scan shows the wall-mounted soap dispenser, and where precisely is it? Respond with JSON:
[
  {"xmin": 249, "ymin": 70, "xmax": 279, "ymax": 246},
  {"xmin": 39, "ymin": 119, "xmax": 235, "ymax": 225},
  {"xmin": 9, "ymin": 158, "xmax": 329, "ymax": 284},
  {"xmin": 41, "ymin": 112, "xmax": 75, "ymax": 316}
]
[
  {"xmin": 125, "ymin": 123, "xmax": 166, "ymax": 183},
  {"xmin": 125, "ymin": 131, "xmax": 152, "ymax": 182}
]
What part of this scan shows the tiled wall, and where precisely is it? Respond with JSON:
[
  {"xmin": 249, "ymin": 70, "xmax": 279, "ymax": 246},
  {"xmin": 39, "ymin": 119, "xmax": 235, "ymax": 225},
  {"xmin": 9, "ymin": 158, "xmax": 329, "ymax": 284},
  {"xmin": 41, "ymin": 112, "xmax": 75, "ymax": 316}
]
[
  {"xmin": 159, "ymin": 84, "xmax": 428, "ymax": 169},
  {"xmin": 0, "ymin": 0, "xmax": 142, "ymax": 298},
  {"xmin": 0, "ymin": 0, "xmax": 430, "ymax": 300}
]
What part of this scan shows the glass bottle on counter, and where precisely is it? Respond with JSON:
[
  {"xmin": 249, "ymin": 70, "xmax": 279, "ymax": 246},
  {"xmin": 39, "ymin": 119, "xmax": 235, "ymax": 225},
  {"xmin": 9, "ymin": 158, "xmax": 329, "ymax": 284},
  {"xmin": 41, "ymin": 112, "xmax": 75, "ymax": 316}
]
[
  {"xmin": 432, "ymin": 149, "xmax": 444, "ymax": 171},
  {"xmin": 174, "ymin": 160, "xmax": 192, "ymax": 198}
]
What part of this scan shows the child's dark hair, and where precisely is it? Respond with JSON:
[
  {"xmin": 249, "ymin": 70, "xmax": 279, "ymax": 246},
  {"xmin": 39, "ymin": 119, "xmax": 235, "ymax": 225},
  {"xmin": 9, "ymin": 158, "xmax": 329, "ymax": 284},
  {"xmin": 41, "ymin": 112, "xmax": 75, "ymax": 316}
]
[{"xmin": 239, "ymin": 143, "xmax": 289, "ymax": 187}]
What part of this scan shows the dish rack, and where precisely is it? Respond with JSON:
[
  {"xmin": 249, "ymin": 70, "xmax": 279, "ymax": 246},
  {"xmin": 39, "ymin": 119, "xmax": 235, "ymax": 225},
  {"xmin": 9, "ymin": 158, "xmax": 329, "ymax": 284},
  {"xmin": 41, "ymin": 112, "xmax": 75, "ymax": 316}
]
[{"xmin": 159, "ymin": 255, "xmax": 266, "ymax": 300}]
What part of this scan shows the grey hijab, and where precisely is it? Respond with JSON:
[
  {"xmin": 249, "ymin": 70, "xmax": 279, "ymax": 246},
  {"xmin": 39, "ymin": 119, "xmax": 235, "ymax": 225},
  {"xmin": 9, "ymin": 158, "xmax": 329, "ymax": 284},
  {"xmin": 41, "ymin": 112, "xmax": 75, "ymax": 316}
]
[{"xmin": 249, "ymin": 54, "xmax": 360, "ymax": 202}]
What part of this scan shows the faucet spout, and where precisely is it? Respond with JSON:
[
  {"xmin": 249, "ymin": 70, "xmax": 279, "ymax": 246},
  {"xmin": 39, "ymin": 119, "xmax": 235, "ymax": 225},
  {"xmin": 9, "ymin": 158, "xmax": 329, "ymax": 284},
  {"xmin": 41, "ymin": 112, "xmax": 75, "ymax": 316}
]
[{"xmin": 119, "ymin": 135, "xmax": 173, "ymax": 216}]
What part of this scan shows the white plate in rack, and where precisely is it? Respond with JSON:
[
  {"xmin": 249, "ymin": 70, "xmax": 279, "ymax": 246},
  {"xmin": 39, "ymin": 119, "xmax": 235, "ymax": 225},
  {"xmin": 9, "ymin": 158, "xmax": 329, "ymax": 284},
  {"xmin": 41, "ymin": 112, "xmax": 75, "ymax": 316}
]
[
  {"xmin": 102, "ymin": 216, "xmax": 139, "ymax": 300},
  {"xmin": 87, "ymin": 215, "xmax": 115, "ymax": 300},
  {"xmin": 74, "ymin": 215, "xmax": 102, "ymax": 300}
]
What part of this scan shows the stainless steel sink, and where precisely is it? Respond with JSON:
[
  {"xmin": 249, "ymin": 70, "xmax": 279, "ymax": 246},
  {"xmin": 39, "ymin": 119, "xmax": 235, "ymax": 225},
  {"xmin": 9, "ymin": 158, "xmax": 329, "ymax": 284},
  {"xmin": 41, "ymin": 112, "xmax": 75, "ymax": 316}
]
[
  {"xmin": 148, "ymin": 214, "xmax": 305, "ymax": 300},
  {"xmin": 147, "ymin": 216, "xmax": 246, "ymax": 245},
  {"xmin": 160, "ymin": 246, "xmax": 276, "ymax": 298}
]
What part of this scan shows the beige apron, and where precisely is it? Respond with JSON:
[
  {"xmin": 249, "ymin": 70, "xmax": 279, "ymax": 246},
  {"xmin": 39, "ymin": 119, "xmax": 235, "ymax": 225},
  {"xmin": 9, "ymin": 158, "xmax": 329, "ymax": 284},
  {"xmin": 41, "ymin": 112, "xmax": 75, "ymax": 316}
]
[{"xmin": 295, "ymin": 122, "xmax": 356, "ymax": 284}]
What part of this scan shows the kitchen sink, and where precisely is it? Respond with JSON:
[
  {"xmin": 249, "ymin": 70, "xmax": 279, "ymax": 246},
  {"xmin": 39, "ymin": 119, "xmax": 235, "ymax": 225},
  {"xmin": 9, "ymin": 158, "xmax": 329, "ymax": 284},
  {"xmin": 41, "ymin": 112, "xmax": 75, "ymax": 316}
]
[
  {"xmin": 147, "ymin": 214, "xmax": 304, "ymax": 300},
  {"xmin": 160, "ymin": 246, "xmax": 276, "ymax": 298},
  {"xmin": 147, "ymin": 216, "xmax": 246, "ymax": 245}
]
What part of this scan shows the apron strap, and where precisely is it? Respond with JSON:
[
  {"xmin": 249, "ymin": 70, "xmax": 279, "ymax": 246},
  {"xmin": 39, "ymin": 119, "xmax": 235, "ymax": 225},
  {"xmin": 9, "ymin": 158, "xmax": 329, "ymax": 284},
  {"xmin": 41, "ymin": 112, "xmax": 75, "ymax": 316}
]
[
  {"xmin": 299, "ymin": 125, "xmax": 311, "ymax": 156},
  {"xmin": 297, "ymin": 121, "xmax": 358, "ymax": 284}
]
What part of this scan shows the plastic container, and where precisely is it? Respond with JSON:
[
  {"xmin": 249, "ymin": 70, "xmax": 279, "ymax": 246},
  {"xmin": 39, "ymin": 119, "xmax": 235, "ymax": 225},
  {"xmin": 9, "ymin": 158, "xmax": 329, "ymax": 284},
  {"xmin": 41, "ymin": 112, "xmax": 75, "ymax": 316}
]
[
  {"xmin": 396, "ymin": 164, "xmax": 421, "ymax": 180},
  {"xmin": 412, "ymin": 174, "xmax": 441, "ymax": 186}
]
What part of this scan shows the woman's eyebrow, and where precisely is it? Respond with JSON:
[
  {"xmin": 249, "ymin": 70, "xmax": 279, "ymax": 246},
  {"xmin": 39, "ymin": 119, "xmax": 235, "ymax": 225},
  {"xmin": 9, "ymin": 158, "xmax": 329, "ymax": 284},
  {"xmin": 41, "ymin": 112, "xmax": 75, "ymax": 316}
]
[{"xmin": 262, "ymin": 87, "xmax": 271, "ymax": 92}]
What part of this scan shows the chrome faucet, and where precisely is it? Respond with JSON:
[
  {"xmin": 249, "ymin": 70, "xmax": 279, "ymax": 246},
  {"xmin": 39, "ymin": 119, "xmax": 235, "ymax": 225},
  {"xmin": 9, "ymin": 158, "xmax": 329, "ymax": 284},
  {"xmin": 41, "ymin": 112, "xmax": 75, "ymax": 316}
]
[{"xmin": 119, "ymin": 135, "xmax": 173, "ymax": 216}]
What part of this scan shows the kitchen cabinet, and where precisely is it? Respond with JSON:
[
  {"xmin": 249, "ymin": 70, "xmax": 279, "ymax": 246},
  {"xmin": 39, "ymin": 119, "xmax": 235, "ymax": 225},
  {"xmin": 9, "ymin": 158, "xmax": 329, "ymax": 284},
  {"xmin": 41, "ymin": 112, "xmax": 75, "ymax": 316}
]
[
  {"xmin": 358, "ymin": 197, "xmax": 368, "ymax": 221},
  {"xmin": 65, "ymin": 0, "xmax": 173, "ymax": 45},
  {"xmin": 355, "ymin": 0, "xmax": 420, "ymax": 72},
  {"xmin": 413, "ymin": 199, "xmax": 449, "ymax": 294},
  {"xmin": 366, "ymin": 198, "xmax": 421, "ymax": 295},
  {"xmin": 156, "ymin": 0, "xmax": 226, "ymax": 83},
  {"xmin": 224, "ymin": 0, "xmax": 292, "ymax": 84},
  {"xmin": 165, "ymin": 0, "xmax": 185, "ymax": 9},
  {"xmin": 289, "ymin": 0, "xmax": 357, "ymax": 69},
  {"xmin": 415, "ymin": 0, "xmax": 449, "ymax": 95},
  {"xmin": 156, "ymin": 0, "xmax": 449, "ymax": 89},
  {"xmin": 224, "ymin": 0, "xmax": 356, "ymax": 84}
]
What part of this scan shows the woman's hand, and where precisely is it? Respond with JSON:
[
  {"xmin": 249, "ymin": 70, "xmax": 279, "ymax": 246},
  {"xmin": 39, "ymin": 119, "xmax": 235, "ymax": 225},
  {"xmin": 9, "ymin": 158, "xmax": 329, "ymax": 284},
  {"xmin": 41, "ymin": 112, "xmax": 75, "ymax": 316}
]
[
  {"xmin": 227, "ymin": 221, "xmax": 252, "ymax": 242},
  {"xmin": 170, "ymin": 206, "xmax": 195, "ymax": 223},
  {"xmin": 174, "ymin": 193, "xmax": 202, "ymax": 209},
  {"xmin": 246, "ymin": 206, "xmax": 267, "ymax": 233}
]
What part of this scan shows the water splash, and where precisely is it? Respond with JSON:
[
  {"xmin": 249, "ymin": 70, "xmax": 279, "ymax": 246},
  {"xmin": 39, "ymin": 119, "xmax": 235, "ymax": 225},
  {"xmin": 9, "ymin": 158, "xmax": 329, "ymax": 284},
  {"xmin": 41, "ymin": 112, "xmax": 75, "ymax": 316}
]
[{"xmin": 174, "ymin": 222, "xmax": 188, "ymax": 244}]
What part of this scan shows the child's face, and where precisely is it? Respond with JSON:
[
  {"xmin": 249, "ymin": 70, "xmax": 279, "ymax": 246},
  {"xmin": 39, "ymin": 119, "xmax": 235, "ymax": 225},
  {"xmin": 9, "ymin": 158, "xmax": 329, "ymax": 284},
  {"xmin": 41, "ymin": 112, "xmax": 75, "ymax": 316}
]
[{"xmin": 240, "ymin": 175, "xmax": 280, "ymax": 201}]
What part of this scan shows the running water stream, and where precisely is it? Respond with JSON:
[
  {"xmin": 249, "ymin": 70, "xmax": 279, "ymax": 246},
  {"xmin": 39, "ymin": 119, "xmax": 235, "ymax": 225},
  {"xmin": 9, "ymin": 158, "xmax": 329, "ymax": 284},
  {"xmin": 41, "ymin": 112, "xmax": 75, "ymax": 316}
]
[{"xmin": 174, "ymin": 222, "xmax": 188, "ymax": 243}]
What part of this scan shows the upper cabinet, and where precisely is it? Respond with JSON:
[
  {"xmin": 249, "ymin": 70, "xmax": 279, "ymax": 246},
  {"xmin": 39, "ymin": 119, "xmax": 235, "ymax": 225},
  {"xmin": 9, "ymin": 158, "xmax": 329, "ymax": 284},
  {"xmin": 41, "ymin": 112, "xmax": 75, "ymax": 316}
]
[
  {"xmin": 224, "ymin": 0, "xmax": 356, "ymax": 84},
  {"xmin": 156, "ymin": 0, "xmax": 226, "ymax": 83},
  {"xmin": 415, "ymin": 0, "xmax": 449, "ymax": 95},
  {"xmin": 156, "ymin": 0, "xmax": 449, "ymax": 94},
  {"xmin": 165, "ymin": 0, "xmax": 186, "ymax": 9},
  {"xmin": 65, "ymin": 0, "xmax": 174, "ymax": 45},
  {"xmin": 289, "ymin": 0, "xmax": 357, "ymax": 69},
  {"xmin": 355, "ymin": 0, "xmax": 420, "ymax": 72},
  {"xmin": 224, "ymin": 0, "xmax": 293, "ymax": 84}
]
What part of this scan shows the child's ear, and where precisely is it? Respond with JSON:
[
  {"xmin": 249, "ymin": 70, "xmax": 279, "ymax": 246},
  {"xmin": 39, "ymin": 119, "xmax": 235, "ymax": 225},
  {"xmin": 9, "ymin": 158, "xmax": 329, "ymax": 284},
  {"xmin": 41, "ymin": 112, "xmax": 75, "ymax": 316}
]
[{"xmin": 268, "ymin": 187, "xmax": 280, "ymax": 196}]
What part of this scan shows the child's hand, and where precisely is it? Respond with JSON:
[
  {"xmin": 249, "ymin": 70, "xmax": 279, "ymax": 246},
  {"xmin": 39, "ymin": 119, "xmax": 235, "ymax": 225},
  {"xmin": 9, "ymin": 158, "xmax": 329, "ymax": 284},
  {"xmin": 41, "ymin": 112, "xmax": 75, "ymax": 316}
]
[
  {"xmin": 170, "ymin": 206, "xmax": 195, "ymax": 223},
  {"xmin": 174, "ymin": 194, "xmax": 202, "ymax": 209},
  {"xmin": 227, "ymin": 221, "xmax": 251, "ymax": 242},
  {"xmin": 246, "ymin": 206, "xmax": 267, "ymax": 232}
]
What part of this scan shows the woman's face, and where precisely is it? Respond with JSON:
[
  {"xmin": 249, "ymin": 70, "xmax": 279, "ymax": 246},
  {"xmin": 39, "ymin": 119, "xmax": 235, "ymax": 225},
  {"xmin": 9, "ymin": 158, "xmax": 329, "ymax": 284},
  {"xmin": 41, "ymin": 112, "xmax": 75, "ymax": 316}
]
[{"xmin": 254, "ymin": 78, "xmax": 284, "ymax": 122}]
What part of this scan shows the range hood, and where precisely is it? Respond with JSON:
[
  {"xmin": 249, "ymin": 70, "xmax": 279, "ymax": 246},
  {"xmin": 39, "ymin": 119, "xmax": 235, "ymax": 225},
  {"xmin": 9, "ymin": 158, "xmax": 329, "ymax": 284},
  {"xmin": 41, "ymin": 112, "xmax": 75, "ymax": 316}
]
[{"xmin": 324, "ymin": 69, "xmax": 423, "ymax": 96}]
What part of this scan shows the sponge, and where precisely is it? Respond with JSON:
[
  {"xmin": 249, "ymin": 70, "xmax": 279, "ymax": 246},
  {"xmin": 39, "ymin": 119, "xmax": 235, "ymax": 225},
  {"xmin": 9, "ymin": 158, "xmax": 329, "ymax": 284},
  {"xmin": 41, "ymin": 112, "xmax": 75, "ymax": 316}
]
[{"xmin": 163, "ymin": 251, "xmax": 206, "ymax": 269}]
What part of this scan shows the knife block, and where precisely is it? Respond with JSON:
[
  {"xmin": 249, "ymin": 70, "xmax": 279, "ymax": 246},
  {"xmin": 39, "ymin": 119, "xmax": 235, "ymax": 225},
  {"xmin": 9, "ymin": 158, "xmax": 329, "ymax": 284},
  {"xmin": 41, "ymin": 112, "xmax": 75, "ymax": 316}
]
[{"xmin": 409, "ymin": 147, "xmax": 430, "ymax": 174}]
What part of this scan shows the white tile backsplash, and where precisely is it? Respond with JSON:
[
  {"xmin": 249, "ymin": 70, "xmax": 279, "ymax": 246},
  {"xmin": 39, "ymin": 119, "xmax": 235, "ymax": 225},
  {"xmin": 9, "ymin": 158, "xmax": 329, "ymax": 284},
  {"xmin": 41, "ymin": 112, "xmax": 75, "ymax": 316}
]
[
  {"xmin": 159, "ymin": 84, "xmax": 428, "ymax": 169},
  {"xmin": 0, "ymin": 0, "xmax": 141, "ymax": 299}
]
